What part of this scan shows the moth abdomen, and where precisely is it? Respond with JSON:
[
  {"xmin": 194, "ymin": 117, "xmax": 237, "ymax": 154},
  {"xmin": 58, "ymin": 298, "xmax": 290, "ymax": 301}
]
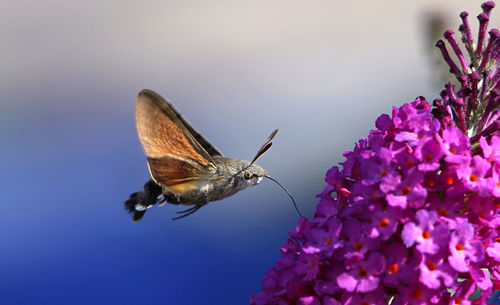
[{"xmin": 124, "ymin": 179, "xmax": 163, "ymax": 222}]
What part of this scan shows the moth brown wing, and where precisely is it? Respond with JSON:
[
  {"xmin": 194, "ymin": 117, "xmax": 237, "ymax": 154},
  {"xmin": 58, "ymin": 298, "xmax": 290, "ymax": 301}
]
[
  {"xmin": 147, "ymin": 157, "xmax": 213, "ymax": 194},
  {"xmin": 136, "ymin": 89, "xmax": 216, "ymax": 186},
  {"xmin": 162, "ymin": 95, "xmax": 223, "ymax": 157},
  {"xmin": 136, "ymin": 89, "xmax": 216, "ymax": 163}
]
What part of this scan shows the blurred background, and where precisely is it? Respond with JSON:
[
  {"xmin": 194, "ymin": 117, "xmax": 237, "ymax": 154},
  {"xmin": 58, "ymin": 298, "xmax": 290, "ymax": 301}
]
[{"xmin": 1, "ymin": 0, "xmax": 498, "ymax": 304}]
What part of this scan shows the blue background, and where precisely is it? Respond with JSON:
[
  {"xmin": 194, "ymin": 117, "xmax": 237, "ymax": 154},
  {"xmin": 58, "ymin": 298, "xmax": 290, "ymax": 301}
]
[{"xmin": 2, "ymin": 1, "xmax": 498, "ymax": 304}]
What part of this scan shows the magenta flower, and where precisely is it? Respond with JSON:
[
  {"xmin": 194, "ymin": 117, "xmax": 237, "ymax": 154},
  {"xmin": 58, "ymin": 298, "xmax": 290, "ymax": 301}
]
[
  {"xmin": 337, "ymin": 252, "xmax": 385, "ymax": 293},
  {"xmin": 448, "ymin": 220, "xmax": 485, "ymax": 273},
  {"xmin": 401, "ymin": 210, "xmax": 450, "ymax": 255},
  {"xmin": 381, "ymin": 242, "xmax": 416, "ymax": 287},
  {"xmin": 252, "ymin": 2, "xmax": 500, "ymax": 304},
  {"xmin": 481, "ymin": 136, "xmax": 500, "ymax": 162},
  {"xmin": 439, "ymin": 127, "xmax": 471, "ymax": 164},
  {"xmin": 418, "ymin": 253, "xmax": 456, "ymax": 289}
]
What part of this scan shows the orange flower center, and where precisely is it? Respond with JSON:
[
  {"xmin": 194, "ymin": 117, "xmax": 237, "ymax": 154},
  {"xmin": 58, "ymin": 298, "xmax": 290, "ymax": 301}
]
[
  {"xmin": 388, "ymin": 264, "xmax": 399, "ymax": 274},
  {"xmin": 353, "ymin": 241, "xmax": 363, "ymax": 251},
  {"xmin": 378, "ymin": 218, "xmax": 390, "ymax": 228},
  {"xmin": 401, "ymin": 187, "xmax": 411, "ymax": 195},
  {"xmin": 455, "ymin": 243, "xmax": 464, "ymax": 251},
  {"xmin": 422, "ymin": 231, "xmax": 430, "ymax": 239},
  {"xmin": 438, "ymin": 208, "xmax": 448, "ymax": 217},
  {"xmin": 412, "ymin": 288, "xmax": 423, "ymax": 299},
  {"xmin": 324, "ymin": 238, "xmax": 332, "ymax": 247},
  {"xmin": 358, "ymin": 268, "xmax": 368, "ymax": 278},
  {"xmin": 426, "ymin": 262, "xmax": 437, "ymax": 271}
]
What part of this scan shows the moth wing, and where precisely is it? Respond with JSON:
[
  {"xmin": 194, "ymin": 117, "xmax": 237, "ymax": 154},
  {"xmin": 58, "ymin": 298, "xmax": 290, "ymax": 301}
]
[
  {"xmin": 135, "ymin": 89, "xmax": 216, "ymax": 187},
  {"xmin": 147, "ymin": 157, "xmax": 212, "ymax": 195},
  {"xmin": 161, "ymin": 95, "xmax": 223, "ymax": 157}
]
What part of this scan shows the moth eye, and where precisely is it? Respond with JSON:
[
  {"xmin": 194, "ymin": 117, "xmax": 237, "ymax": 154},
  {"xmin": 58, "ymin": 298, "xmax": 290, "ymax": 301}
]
[{"xmin": 244, "ymin": 172, "xmax": 254, "ymax": 180}]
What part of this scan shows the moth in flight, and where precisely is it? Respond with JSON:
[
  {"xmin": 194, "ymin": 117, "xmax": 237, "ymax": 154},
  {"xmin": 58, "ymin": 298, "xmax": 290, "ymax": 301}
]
[{"xmin": 125, "ymin": 89, "xmax": 300, "ymax": 221}]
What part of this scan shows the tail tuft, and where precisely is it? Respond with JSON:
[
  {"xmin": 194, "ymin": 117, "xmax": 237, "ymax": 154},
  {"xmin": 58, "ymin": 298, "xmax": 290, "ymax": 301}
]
[{"xmin": 124, "ymin": 179, "xmax": 162, "ymax": 222}]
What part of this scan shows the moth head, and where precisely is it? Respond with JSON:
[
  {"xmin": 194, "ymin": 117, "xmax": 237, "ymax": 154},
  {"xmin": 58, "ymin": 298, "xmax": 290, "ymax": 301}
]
[
  {"xmin": 241, "ymin": 164, "xmax": 267, "ymax": 186},
  {"xmin": 238, "ymin": 128, "xmax": 279, "ymax": 186},
  {"xmin": 244, "ymin": 128, "xmax": 302, "ymax": 217}
]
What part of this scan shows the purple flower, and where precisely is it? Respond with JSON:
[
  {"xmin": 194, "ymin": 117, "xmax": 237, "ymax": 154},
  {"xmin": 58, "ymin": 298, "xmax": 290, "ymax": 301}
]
[
  {"xmin": 360, "ymin": 147, "xmax": 395, "ymax": 186},
  {"xmin": 418, "ymin": 253, "xmax": 456, "ymax": 289},
  {"xmin": 414, "ymin": 138, "xmax": 443, "ymax": 171},
  {"xmin": 294, "ymin": 253, "xmax": 320, "ymax": 281},
  {"xmin": 470, "ymin": 264, "xmax": 493, "ymax": 291},
  {"xmin": 439, "ymin": 127, "xmax": 471, "ymax": 164},
  {"xmin": 298, "ymin": 296, "xmax": 320, "ymax": 305},
  {"xmin": 302, "ymin": 217, "xmax": 342, "ymax": 258},
  {"xmin": 491, "ymin": 163, "xmax": 500, "ymax": 197},
  {"xmin": 367, "ymin": 205, "xmax": 401, "ymax": 240},
  {"xmin": 457, "ymin": 155, "xmax": 493, "ymax": 196},
  {"xmin": 486, "ymin": 240, "xmax": 500, "ymax": 262},
  {"xmin": 448, "ymin": 220, "xmax": 485, "ymax": 272},
  {"xmin": 336, "ymin": 252, "xmax": 385, "ymax": 293},
  {"xmin": 394, "ymin": 110, "xmax": 440, "ymax": 146},
  {"xmin": 341, "ymin": 218, "xmax": 381, "ymax": 254},
  {"xmin": 393, "ymin": 283, "xmax": 451, "ymax": 305},
  {"xmin": 252, "ymin": 2, "xmax": 500, "ymax": 304},
  {"xmin": 481, "ymin": 135, "xmax": 500, "ymax": 163},
  {"xmin": 401, "ymin": 210, "xmax": 449, "ymax": 254},
  {"xmin": 381, "ymin": 242, "xmax": 417, "ymax": 287},
  {"xmin": 386, "ymin": 168, "xmax": 428, "ymax": 209},
  {"xmin": 339, "ymin": 288, "xmax": 387, "ymax": 305}
]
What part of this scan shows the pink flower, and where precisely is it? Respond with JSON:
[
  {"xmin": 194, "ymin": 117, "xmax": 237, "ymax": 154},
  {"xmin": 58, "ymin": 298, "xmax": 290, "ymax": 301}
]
[
  {"xmin": 401, "ymin": 210, "xmax": 449, "ymax": 255},
  {"xmin": 481, "ymin": 136, "xmax": 500, "ymax": 163},
  {"xmin": 337, "ymin": 252, "xmax": 385, "ymax": 293},
  {"xmin": 448, "ymin": 220, "xmax": 485, "ymax": 272},
  {"xmin": 418, "ymin": 254, "xmax": 456, "ymax": 289},
  {"xmin": 252, "ymin": 2, "xmax": 500, "ymax": 304}
]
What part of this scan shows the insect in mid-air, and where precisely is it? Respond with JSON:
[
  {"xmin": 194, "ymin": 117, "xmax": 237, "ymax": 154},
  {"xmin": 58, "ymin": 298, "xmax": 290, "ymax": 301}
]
[{"xmin": 124, "ymin": 89, "xmax": 301, "ymax": 221}]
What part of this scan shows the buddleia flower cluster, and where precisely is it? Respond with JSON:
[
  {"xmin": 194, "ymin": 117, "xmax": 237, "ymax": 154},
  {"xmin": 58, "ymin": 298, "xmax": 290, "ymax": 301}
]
[{"xmin": 252, "ymin": 2, "xmax": 500, "ymax": 304}]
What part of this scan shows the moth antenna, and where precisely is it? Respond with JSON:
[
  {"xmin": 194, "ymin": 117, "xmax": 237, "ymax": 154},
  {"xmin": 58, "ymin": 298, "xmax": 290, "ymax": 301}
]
[
  {"xmin": 265, "ymin": 175, "xmax": 303, "ymax": 217},
  {"xmin": 250, "ymin": 129, "xmax": 279, "ymax": 165}
]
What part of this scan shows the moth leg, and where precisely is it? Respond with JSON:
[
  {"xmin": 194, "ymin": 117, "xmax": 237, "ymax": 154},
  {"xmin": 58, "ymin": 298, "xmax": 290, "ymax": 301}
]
[
  {"xmin": 172, "ymin": 204, "xmax": 204, "ymax": 220},
  {"xmin": 175, "ymin": 206, "xmax": 198, "ymax": 214}
]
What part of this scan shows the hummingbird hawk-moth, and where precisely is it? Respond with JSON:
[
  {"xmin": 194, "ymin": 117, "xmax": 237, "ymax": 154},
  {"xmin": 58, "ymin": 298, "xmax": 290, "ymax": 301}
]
[{"xmin": 125, "ymin": 89, "xmax": 300, "ymax": 221}]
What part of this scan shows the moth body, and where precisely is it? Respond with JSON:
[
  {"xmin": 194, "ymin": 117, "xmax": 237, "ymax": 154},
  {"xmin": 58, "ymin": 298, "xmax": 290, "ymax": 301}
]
[
  {"xmin": 160, "ymin": 156, "xmax": 266, "ymax": 204},
  {"xmin": 199, "ymin": 156, "xmax": 266, "ymax": 203}
]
